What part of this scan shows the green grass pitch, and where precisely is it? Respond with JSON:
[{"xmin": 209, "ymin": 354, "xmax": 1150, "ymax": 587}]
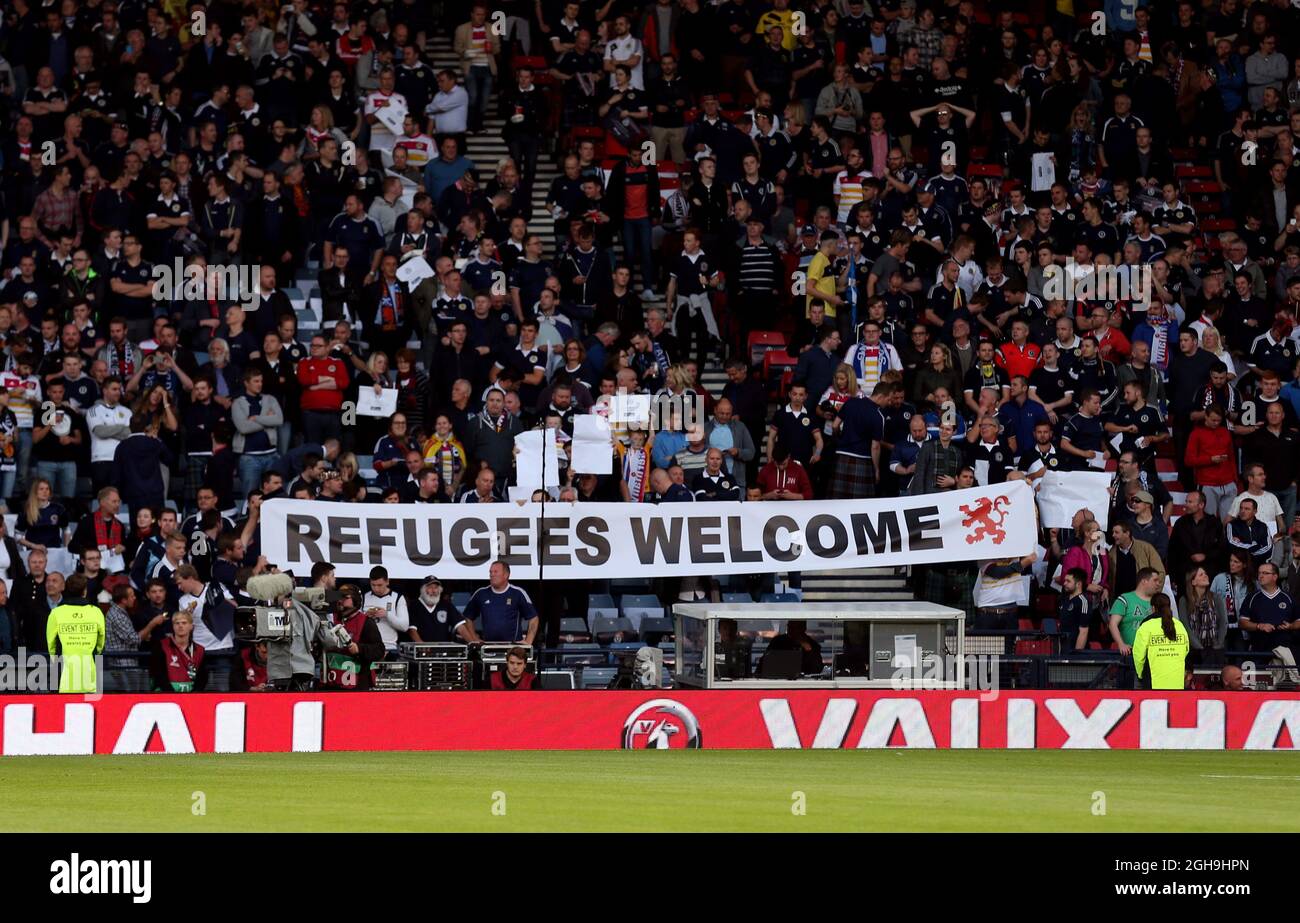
[{"xmin": 4, "ymin": 750, "xmax": 1300, "ymax": 832}]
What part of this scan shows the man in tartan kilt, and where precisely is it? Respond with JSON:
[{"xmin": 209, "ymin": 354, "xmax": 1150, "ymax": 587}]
[{"xmin": 828, "ymin": 380, "xmax": 896, "ymax": 499}]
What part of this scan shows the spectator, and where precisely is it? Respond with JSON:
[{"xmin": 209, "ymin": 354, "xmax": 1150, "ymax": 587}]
[
  {"xmin": 462, "ymin": 560, "xmax": 538, "ymax": 644},
  {"xmin": 1185, "ymin": 405, "xmax": 1238, "ymax": 518},
  {"xmin": 361, "ymin": 565, "xmax": 410, "ymax": 654},
  {"xmin": 1108, "ymin": 521, "xmax": 1165, "ymax": 599},
  {"xmin": 149, "ymin": 608, "xmax": 208, "ymax": 692},
  {"xmin": 1178, "ymin": 566, "xmax": 1228, "ymax": 666}
]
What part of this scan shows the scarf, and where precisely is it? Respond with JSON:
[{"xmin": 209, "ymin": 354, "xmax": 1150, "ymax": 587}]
[
  {"xmin": 850, "ymin": 342, "xmax": 891, "ymax": 390},
  {"xmin": 106, "ymin": 342, "xmax": 136, "ymax": 378},
  {"xmin": 480, "ymin": 409, "xmax": 509, "ymax": 433},
  {"xmin": 424, "ymin": 435, "xmax": 464, "ymax": 486},
  {"xmin": 1190, "ymin": 594, "xmax": 1218, "ymax": 650},
  {"xmin": 622, "ymin": 445, "xmax": 651, "ymax": 501},
  {"xmin": 847, "ymin": 256, "xmax": 859, "ymax": 331},
  {"xmin": 651, "ymin": 339, "xmax": 671, "ymax": 374},
  {"xmin": 378, "ymin": 282, "xmax": 404, "ymax": 331},
  {"xmin": 93, "ymin": 514, "xmax": 123, "ymax": 549}
]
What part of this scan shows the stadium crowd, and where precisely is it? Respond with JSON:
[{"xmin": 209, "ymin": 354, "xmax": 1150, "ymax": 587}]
[{"xmin": 1, "ymin": 0, "xmax": 1300, "ymax": 690}]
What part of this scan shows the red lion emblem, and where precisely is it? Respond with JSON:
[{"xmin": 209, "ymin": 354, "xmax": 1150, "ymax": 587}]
[{"xmin": 959, "ymin": 495, "xmax": 1012, "ymax": 544}]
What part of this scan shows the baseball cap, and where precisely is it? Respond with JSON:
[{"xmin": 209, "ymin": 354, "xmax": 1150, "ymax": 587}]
[
  {"xmin": 1133, "ymin": 490, "xmax": 1154, "ymax": 505},
  {"xmin": 801, "ymin": 224, "xmax": 817, "ymax": 236},
  {"xmin": 422, "ymin": 575, "xmax": 442, "ymax": 587}
]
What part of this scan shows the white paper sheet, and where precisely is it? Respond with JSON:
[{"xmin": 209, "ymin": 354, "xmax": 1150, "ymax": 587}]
[
  {"xmin": 571, "ymin": 415, "xmax": 613, "ymax": 474},
  {"xmin": 1036, "ymin": 470, "xmax": 1114, "ymax": 530},
  {"xmin": 611, "ymin": 393, "xmax": 651, "ymax": 425},
  {"xmin": 396, "ymin": 255, "xmax": 436, "ymax": 286},
  {"xmin": 1031, "ymin": 152, "xmax": 1055, "ymax": 192},
  {"xmin": 375, "ymin": 102, "xmax": 408, "ymax": 138},
  {"xmin": 893, "ymin": 633, "xmax": 918, "ymax": 675},
  {"xmin": 515, "ymin": 428, "xmax": 560, "ymax": 489},
  {"xmin": 355, "ymin": 387, "xmax": 398, "ymax": 418}
]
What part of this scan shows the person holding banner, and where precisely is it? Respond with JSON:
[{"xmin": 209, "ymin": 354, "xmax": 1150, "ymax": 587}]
[
  {"xmin": 909, "ymin": 419, "xmax": 963, "ymax": 496},
  {"xmin": 974, "ymin": 553, "xmax": 1036, "ymax": 629}
]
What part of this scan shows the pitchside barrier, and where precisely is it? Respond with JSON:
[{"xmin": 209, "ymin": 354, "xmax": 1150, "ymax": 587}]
[{"xmin": 1, "ymin": 691, "xmax": 1298, "ymax": 754}]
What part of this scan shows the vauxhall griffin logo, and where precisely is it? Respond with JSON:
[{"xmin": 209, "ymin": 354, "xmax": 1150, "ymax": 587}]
[{"xmin": 622, "ymin": 699, "xmax": 703, "ymax": 749}]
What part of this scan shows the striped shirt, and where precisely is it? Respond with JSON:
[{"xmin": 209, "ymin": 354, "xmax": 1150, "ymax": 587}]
[
  {"xmin": 833, "ymin": 170, "xmax": 869, "ymax": 223},
  {"xmin": 735, "ymin": 243, "xmax": 781, "ymax": 295}
]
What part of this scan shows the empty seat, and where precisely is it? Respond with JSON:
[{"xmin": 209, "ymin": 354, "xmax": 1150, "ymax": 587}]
[
  {"xmin": 640, "ymin": 616, "xmax": 675, "ymax": 644},
  {"xmin": 558, "ymin": 617, "xmax": 592, "ymax": 643},
  {"xmin": 452, "ymin": 592, "xmax": 471, "ymax": 610},
  {"xmin": 592, "ymin": 616, "xmax": 638, "ymax": 644},
  {"xmin": 759, "ymin": 592, "xmax": 800, "ymax": 603},
  {"xmin": 722, "ymin": 592, "xmax": 754, "ymax": 604},
  {"xmin": 538, "ymin": 670, "xmax": 577, "ymax": 690},
  {"xmin": 619, "ymin": 594, "xmax": 664, "ymax": 631},
  {"xmin": 588, "ymin": 593, "xmax": 618, "ymax": 620},
  {"xmin": 747, "ymin": 330, "xmax": 787, "ymax": 367},
  {"xmin": 581, "ymin": 667, "xmax": 618, "ymax": 689}
]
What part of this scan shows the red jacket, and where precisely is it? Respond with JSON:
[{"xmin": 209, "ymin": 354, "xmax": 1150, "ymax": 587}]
[
  {"xmin": 995, "ymin": 341, "xmax": 1041, "ymax": 380},
  {"xmin": 1185, "ymin": 424, "xmax": 1237, "ymax": 488},
  {"xmin": 756, "ymin": 459, "xmax": 815, "ymax": 499},
  {"xmin": 296, "ymin": 357, "xmax": 347, "ymax": 412}
]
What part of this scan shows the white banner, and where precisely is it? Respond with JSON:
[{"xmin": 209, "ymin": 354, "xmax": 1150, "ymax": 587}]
[
  {"xmin": 1036, "ymin": 471, "xmax": 1113, "ymax": 530},
  {"xmin": 261, "ymin": 481, "xmax": 1038, "ymax": 580}
]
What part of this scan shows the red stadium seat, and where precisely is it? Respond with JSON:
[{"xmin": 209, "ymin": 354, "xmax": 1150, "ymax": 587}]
[
  {"xmin": 1185, "ymin": 180, "xmax": 1223, "ymax": 195},
  {"xmin": 763, "ymin": 352, "xmax": 798, "ymax": 399},
  {"xmin": 1175, "ymin": 163, "xmax": 1213, "ymax": 178},
  {"xmin": 747, "ymin": 331, "xmax": 787, "ymax": 366},
  {"xmin": 1201, "ymin": 217, "xmax": 1237, "ymax": 233}
]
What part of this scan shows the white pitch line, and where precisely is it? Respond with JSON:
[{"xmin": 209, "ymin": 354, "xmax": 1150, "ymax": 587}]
[{"xmin": 1201, "ymin": 774, "xmax": 1300, "ymax": 781}]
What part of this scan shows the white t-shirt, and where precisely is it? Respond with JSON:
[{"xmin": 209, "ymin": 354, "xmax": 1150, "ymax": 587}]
[
  {"xmin": 364, "ymin": 90, "xmax": 408, "ymax": 152},
  {"xmin": 85, "ymin": 401, "xmax": 132, "ymax": 463},
  {"xmin": 604, "ymin": 34, "xmax": 644, "ymax": 89},
  {"xmin": 1229, "ymin": 489, "xmax": 1283, "ymax": 527},
  {"xmin": 181, "ymin": 583, "xmax": 235, "ymax": 652},
  {"xmin": 362, "ymin": 589, "xmax": 410, "ymax": 649}
]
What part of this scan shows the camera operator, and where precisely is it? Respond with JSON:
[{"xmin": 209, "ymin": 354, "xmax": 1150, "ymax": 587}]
[
  {"xmin": 230, "ymin": 639, "xmax": 271, "ymax": 691},
  {"xmin": 249, "ymin": 570, "xmax": 333, "ymax": 691},
  {"xmin": 323, "ymin": 584, "xmax": 386, "ymax": 690}
]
